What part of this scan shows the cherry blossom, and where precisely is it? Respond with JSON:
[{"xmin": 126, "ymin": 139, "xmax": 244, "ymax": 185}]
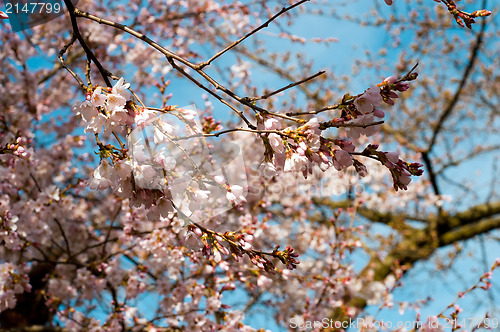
[
  {"xmin": 333, "ymin": 149, "xmax": 353, "ymax": 171},
  {"xmin": 88, "ymin": 159, "xmax": 114, "ymax": 190},
  {"xmin": 226, "ymin": 184, "xmax": 246, "ymax": 204}
]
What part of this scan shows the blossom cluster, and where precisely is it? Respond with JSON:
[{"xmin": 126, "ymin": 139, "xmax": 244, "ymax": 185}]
[
  {"xmin": 75, "ymin": 78, "xmax": 138, "ymax": 136},
  {"xmin": 191, "ymin": 224, "xmax": 300, "ymax": 274},
  {"xmin": 384, "ymin": 0, "xmax": 492, "ymax": 29},
  {"xmin": 259, "ymin": 73, "xmax": 423, "ymax": 190},
  {"xmin": 0, "ymin": 263, "xmax": 31, "ymax": 312},
  {"xmin": 261, "ymin": 115, "xmax": 361, "ymax": 178},
  {"xmin": 362, "ymin": 144, "xmax": 424, "ymax": 191},
  {"xmin": 0, "ymin": 137, "xmax": 31, "ymax": 159}
]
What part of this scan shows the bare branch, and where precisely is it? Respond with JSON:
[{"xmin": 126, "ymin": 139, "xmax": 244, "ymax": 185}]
[
  {"xmin": 248, "ymin": 70, "xmax": 325, "ymax": 102},
  {"xmin": 426, "ymin": 11, "xmax": 487, "ymax": 152},
  {"xmin": 197, "ymin": 0, "xmax": 311, "ymax": 69},
  {"xmin": 63, "ymin": 0, "xmax": 111, "ymax": 87}
]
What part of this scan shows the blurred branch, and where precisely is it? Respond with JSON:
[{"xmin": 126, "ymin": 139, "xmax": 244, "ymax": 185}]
[
  {"xmin": 435, "ymin": 144, "xmax": 500, "ymax": 175},
  {"xmin": 0, "ymin": 327, "xmax": 66, "ymax": 332},
  {"xmin": 63, "ymin": 0, "xmax": 111, "ymax": 87},
  {"xmin": 316, "ymin": 196, "xmax": 500, "ymax": 327},
  {"xmin": 426, "ymin": 7, "xmax": 487, "ymax": 152},
  {"xmin": 442, "ymin": 201, "xmax": 500, "ymax": 229},
  {"xmin": 38, "ymin": 49, "xmax": 86, "ymax": 85},
  {"xmin": 421, "ymin": 151, "xmax": 440, "ymax": 196},
  {"xmin": 440, "ymin": 216, "xmax": 500, "ymax": 245}
]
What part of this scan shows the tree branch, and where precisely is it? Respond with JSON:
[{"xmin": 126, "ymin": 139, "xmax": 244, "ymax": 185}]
[
  {"xmin": 247, "ymin": 70, "xmax": 325, "ymax": 102},
  {"xmin": 197, "ymin": 0, "xmax": 310, "ymax": 69},
  {"xmin": 426, "ymin": 7, "xmax": 487, "ymax": 152},
  {"xmin": 443, "ymin": 201, "xmax": 500, "ymax": 229},
  {"xmin": 63, "ymin": 0, "xmax": 111, "ymax": 87},
  {"xmin": 440, "ymin": 216, "xmax": 500, "ymax": 245}
]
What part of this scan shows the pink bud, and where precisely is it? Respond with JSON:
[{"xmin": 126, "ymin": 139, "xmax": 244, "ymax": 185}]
[
  {"xmin": 395, "ymin": 82, "xmax": 409, "ymax": 91},
  {"xmin": 383, "ymin": 75, "xmax": 398, "ymax": 84},
  {"xmin": 385, "ymin": 152, "xmax": 399, "ymax": 163},
  {"xmin": 384, "ymin": 98, "xmax": 395, "ymax": 106},
  {"xmin": 373, "ymin": 109, "xmax": 385, "ymax": 118},
  {"xmin": 387, "ymin": 91, "xmax": 399, "ymax": 98}
]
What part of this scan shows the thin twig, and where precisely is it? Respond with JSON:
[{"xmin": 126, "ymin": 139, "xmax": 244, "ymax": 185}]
[
  {"xmin": 169, "ymin": 127, "xmax": 294, "ymax": 142},
  {"xmin": 73, "ymin": 6, "xmax": 307, "ymax": 127},
  {"xmin": 29, "ymin": 172, "xmax": 42, "ymax": 192},
  {"xmin": 63, "ymin": 0, "xmax": 111, "ymax": 87},
  {"xmin": 53, "ymin": 218, "xmax": 73, "ymax": 258},
  {"xmin": 286, "ymin": 104, "xmax": 340, "ymax": 116},
  {"xmin": 101, "ymin": 205, "xmax": 122, "ymax": 259},
  {"xmin": 166, "ymin": 57, "xmax": 256, "ymax": 129},
  {"xmin": 57, "ymin": 35, "xmax": 86, "ymax": 89},
  {"xmin": 426, "ymin": 8, "xmax": 486, "ymax": 152},
  {"xmin": 73, "ymin": 7, "xmax": 197, "ymax": 69},
  {"xmin": 248, "ymin": 70, "xmax": 325, "ymax": 102},
  {"xmin": 197, "ymin": 0, "xmax": 310, "ymax": 69}
]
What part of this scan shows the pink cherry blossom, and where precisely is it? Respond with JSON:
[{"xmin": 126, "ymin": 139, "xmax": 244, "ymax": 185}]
[
  {"xmin": 88, "ymin": 160, "xmax": 113, "ymax": 190},
  {"xmin": 76, "ymin": 100, "xmax": 98, "ymax": 122},
  {"xmin": 333, "ymin": 149, "xmax": 353, "ymax": 171},
  {"xmin": 153, "ymin": 120, "xmax": 175, "ymax": 144},
  {"xmin": 385, "ymin": 151, "xmax": 399, "ymax": 164},
  {"xmin": 259, "ymin": 161, "xmax": 278, "ymax": 179},
  {"xmin": 91, "ymin": 87, "xmax": 107, "ymax": 108},
  {"xmin": 226, "ymin": 184, "xmax": 246, "ymax": 204},
  {"xmin": 268, "ymin": 133, "xmax": 284, "ymax": 153},
  {"xmin": 112, "ymin": 77, "xmax": 131, "ymax": 99},
  {"xmin": 264, "ymin": 116, "xmax": 280, "ymax": 130},
  {"xmin": 134, "ymin": 108, "xmax": 156, "ymax": 129},
  {"xmin": 284, "ymin": 153, "xmax": 308, "ymax": 172}
]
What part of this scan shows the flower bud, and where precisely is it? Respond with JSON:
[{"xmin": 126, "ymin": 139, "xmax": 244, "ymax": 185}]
[{"xmin": 408, "ymin": 72, "xmax": 418, "ymax": 80}]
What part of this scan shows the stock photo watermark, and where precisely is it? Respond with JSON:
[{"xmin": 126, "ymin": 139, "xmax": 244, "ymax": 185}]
[
  {"xmin": 126, "ymin": 105, "xmax": 372, "ymax": 224},
  {"xmin": 1, "ymin": 0, "xmax": 78, "ymax": 32},
  {"xmin": 127, "ymin": 105, "xmax": 248, "ymax": 224},
  {"xmin": 289, "ymin": 316, "xmax": 499, "ymax": 330}
]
